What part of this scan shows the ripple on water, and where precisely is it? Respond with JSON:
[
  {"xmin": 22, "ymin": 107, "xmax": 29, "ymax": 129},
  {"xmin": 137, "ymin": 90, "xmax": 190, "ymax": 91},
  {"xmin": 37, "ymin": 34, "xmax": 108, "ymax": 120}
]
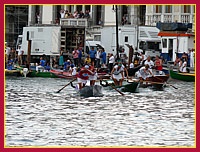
[{"xmin": 5, "ymin": 77, "xmax": 195, "ymax": 147}]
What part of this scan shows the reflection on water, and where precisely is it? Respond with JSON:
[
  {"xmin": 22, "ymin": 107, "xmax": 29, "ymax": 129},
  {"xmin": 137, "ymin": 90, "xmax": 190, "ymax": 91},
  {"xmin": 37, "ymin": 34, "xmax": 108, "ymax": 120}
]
[{"xmin": 5, "ymin": 77, "xmax": 195, "ymax": 147}]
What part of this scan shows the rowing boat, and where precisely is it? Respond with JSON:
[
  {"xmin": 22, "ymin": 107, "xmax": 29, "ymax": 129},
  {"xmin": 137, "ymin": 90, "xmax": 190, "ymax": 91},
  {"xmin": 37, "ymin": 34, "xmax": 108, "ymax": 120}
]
[
  {"xmin": 50, "ymin": 69, "xmax": 73, "ymax": 79},
  {"xmin": 5, "ymin": 69, "xmax": 22, "ymax": 77},
  {"xmin": 169, "ymin": 69, "xmax": 195, "ymax": 82},
  {"xmin": 27, "ymin": 70, "xmax": 57, "ymax": 78},
  {"xmin": 78, "ymin": 85, "xmax": 103, "ymax": 97},
  {"xmin": 100, "ymin": 79, "xmax": 139, "ymax": 93},
  {"xmin": 50, "ymin": 69, "xmax": 111, "ymax": 80},
  {"xmin": 70, "ymin": 81, "xmax": 103, "ymax": 97}
]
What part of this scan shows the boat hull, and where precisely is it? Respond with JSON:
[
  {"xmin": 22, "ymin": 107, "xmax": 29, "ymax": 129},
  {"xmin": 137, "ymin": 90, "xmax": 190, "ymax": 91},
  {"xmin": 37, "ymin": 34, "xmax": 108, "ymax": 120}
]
[
  {"xmin": 169, "ymin": 70, "xmax": 195, "ymax": 82},
  {"xmin": 117, "ymin": 82, "xmax": 139, "ymax": 93},
  {"xmin": 50, "ymin": 69, "xmax": 73, "ymax": 79},
  {"xmin": 79, "ymin": 85, "xmax": 103, "ymax": 97},
  {"xmin": 101, "ymin": 80, "xmax": 139, "ymax": 93},
  {"xmin": 139, "ymin": 75, "xmax": 169, "ymax": 89},
  {"xmin": 5, "ymin": 69, "xmax": 22, "ymax": 77},
  {"xmin": 28, "ymin": 70, "xmax": 57, "ymax": 78},
  {"xmin": 50, "ymin": 69, "xmax": 111, "ymax": 80}
]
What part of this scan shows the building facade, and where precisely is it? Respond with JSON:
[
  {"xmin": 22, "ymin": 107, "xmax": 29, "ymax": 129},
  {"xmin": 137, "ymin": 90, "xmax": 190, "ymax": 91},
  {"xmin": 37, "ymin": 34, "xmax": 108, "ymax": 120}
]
[{"xmin": 5, "ymin": 5, "xmax": 195, "ymax": 47}]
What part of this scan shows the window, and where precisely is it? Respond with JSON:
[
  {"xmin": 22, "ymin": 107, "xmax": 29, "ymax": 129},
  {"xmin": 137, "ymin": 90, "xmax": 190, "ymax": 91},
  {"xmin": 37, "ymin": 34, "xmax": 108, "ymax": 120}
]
[
  {"xmin": 183, "ymin": 5, "xmax": 191, "ymax": 13},
  {"xmin": 125, "ymin": 36, "xmax": 128, "ymax": 42},
  {"xmin": 156, "ymin": 5, "xmax": 162, "ymax": 13},
  {"xmin": 162, "ymin": 39, "xmax": 167, "ymax": 48},
  {"xmin": 94, "ymin": 35, "xmax": 101, "ymax": 41},
  {"xmin": 85, "ymin": 5, "xmax": 91, "ymax": 12},
  {"xmin": 165, "ymin": 5, "xmax": 172, "ymax": 13},
  {"xmin": 169, "ymin": 39, "xmax": 173, "ymax": 50},
  {"xmin": 76, "ymin": 5, "xmax": 82, "ymax": 12}
]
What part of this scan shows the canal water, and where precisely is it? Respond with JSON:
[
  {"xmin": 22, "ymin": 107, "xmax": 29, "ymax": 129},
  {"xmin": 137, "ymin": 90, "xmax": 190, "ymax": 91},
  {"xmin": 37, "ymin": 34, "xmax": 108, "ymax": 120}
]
[{"xmin": 5, "ymin": 76, "xmax": 195, "ymax": 147}]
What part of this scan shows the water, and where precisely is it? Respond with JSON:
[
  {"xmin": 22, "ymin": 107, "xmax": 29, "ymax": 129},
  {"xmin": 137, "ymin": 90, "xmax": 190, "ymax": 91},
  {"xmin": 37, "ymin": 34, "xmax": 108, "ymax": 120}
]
[{"xmin": 5, "ymin": 76, "xmax": 195, "ymax": 147}]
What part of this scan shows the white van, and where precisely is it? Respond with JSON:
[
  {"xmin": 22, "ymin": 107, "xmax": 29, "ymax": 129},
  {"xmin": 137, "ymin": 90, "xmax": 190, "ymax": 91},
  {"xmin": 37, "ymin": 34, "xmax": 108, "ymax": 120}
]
[{"xmin": 85, "ymin": 40, "xmax": 104, "ymax": 54}]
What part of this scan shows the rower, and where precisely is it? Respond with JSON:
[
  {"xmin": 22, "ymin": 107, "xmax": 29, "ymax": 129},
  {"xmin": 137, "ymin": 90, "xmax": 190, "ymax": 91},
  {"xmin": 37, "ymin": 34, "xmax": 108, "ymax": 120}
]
[
  {"xmin": 69, "ymin": 64, "xmax": 77, "ymax": 77},
  {"xmin": 89, "ymin": 61, "xmax": 98, "ymax": 86},
  {"xmin": 144, "ymin": 56, "xmax": 154, "ymax": 73},
  {"xmin": 111, "ymin": 62, "xmax": 124, "ymax": 86},
  {"xmin": 136, "ymin": 64, "xmax": 154, "ymax": 81},
  {"xmin": 77, "ymin": 65, "xmax": 94, "ymax": 90}
]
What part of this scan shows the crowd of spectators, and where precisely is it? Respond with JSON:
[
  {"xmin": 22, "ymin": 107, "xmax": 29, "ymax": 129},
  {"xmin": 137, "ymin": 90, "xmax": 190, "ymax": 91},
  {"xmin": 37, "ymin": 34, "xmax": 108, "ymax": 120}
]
[{"xmin": 56, "ymin": 9, "xmax": 91, "ymax": 24}]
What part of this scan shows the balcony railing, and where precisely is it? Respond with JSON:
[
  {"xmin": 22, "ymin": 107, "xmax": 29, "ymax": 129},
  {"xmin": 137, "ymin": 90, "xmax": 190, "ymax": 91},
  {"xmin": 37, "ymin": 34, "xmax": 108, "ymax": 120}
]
[
  {"xmin": 146, "ymin": 13, "xmax": 195, "ymax": 27},
  {"xmin": 60, "ymin": 18, "xmax": 88, "ymax": 27}
]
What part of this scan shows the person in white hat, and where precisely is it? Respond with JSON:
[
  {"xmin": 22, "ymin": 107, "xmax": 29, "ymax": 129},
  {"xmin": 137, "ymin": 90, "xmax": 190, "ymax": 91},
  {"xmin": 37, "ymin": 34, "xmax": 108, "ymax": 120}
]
[{"xmin": 76, "ymin": 64, "xmax": 94, "ymax": 89}]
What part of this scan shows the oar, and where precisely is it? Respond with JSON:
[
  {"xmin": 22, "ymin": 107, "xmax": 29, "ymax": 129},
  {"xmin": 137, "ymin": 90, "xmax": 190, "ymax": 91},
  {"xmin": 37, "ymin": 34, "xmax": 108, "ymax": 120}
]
[
  {"xmin": 165, "ymin": 83, "xmax": 178, "ymax": 89},
  {"xmin": 129, "ymin": 79, "xmax": 178, "ymax": 89},
  {"xmin": 101, "ymin": 79, "xmax": 125, "ymax": 96},
  {"xmin": 153, "ymin": 76, "xmax": 178, "ymax": 89},
  {"xmin": 56, "ymin": 78, "xmax": 77, "ymax": 93},
  {"xmin": 128, "ymin": 79, "xmax": 165, "ymax": 85}
]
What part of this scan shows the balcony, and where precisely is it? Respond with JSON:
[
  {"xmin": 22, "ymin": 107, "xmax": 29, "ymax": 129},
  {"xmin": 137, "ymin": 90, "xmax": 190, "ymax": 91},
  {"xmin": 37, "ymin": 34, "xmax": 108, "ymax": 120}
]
[
  {"xmin": 60, "ymin": 18, "xmax": 88, "ymax": 27},
  {"xmin": 145, "ymin": 13, "xmax": 195, "ymax": 27}
]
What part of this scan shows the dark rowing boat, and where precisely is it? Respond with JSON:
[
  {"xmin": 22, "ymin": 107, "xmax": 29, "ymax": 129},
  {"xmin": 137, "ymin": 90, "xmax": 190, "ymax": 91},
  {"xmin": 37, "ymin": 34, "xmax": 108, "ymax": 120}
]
[{"xmin": 100, "ymin": 79, "xmax": 139, "ymax": 93}]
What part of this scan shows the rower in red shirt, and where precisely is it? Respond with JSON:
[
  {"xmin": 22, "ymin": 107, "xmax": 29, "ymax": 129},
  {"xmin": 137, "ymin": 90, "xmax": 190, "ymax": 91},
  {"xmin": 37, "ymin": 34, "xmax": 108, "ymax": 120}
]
[{"xmin": 77, "ymin": 65, "xmax": 94, "ymax": 89}]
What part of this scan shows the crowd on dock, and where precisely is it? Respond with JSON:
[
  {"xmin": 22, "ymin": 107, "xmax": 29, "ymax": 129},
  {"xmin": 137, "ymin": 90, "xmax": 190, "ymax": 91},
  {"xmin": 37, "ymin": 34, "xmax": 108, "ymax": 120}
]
[{"xmin": 5, "ymin": 42, "xmax": 195, "ymax": 89}]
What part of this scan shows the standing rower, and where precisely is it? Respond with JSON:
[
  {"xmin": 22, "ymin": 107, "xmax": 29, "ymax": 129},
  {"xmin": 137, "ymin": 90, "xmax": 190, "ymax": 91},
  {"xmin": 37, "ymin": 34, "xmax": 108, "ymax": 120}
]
[
  {"xmin": 77, "ymin": 65, "xmax": 94, "ymax": 90},
  {"xmin": 111, "ymin": 62, "xmax": 124, "ymax": 86},
  {"xmin": 89, "ymin": 61, "xmax": 98, "ymax": 86}
]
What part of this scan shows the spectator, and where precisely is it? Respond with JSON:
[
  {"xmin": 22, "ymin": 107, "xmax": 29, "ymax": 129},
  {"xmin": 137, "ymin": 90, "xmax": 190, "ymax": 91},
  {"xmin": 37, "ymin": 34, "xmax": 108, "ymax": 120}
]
[
  {"xmin": 39, "ymin": 57, "xmax": 46, "ymax": 67},
  {"xmin": 181, "ymin": 52, "xmax": 188, "ymax": 62},
  {"xmin": 60, "ymin": 9, "xmax": 65, "ymax": 18},
  {"xmin": 84, "ymin": 55, "xmax": 91, "ymax": 65},
  {"xmin": 98, "ymin": 18, "xmax": 103, "ymax": 25},
  {"xmin": 45, "ymin": 62, "xmax": 51, "ymax": 71},
  {"xmin": 89, "ymin": 47, "xmax": 97, "ymax": 63},
  {"xmin": 68, "ymin": 13, "xmax": 74, "ymax": 18},
  {"xmin": 59, "ymin": 51, "xmax": 64, "ymax": 67},
  {"xmin": 73, "ymin": 11, "xmax": 78, "ymax": 18},
  {"xmin": 64, "ymin": 59, "xmax": 71, "ymax": 71},
  {"xmin": 10, "ymin": 48, "xmax": 16, "ymax": 62},
  {"xmin": 174, "ymin": 55, "xmax": 181, "ymax": 66},
  {"xmin": 36, "ymin": 12, "xmax": 40, "ymax": 24},
  {"xmin": 95, "ymin": 49, "xmax": 102, "ymax": 68},
  {"xmin": 189, "ymin": 48, "xmax": 195, "ymax": 67},
  {"xmin": 84, "ymin": 10, "xmax": 90, "ymax": 19},
  {"xmin": 119, "ymin": 48, "xmax": 128, "ymax": 64},
  {"xmin": 52, "ymin": 57, "xmax": 59, "ymax": 68},
  {"xmin": 5, "ymin": 44, "xmax": 11, "ymax": 64},
  {"xmin": 72, "ymin": 47, "xmax": 79, "ymax": 66},
  {"xmin": 127, "ymin": 62, "xmax": 135, "ymax": 78},
  {"xmin": 108, "ymin": 53, "xmax": 115, "ymax": 73},
  {"xmin": 78, "ymin": 11, "xmax": 84, "ymax": 18},
  {"xmin": 121, "ymin": 16, "xmax": 127, "ymax": 25},
  {"xmin": 64, "ymin": 10, "xmax": 70, "ymax": 18},
  {"xmin": 78, "ymin": 47, "xmax": 83, "ymax": 67},
  {"xmin": 17, "ymin": 46, "xmax": 24, "ymax": 66},
  {"xmin": 101, "ymin": 48, "xmax": 107, "ymax": 68}
]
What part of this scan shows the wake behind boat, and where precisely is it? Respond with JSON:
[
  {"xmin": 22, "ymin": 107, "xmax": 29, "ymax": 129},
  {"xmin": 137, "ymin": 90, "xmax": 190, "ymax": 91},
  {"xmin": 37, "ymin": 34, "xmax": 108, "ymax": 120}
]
[
  {"xmin": 70, "ymin": 81, "xmax": 103, "ymax": 97},
  {"xmin": 78, "ymin": 85, "xmax": 104, "ymax": 97}
]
